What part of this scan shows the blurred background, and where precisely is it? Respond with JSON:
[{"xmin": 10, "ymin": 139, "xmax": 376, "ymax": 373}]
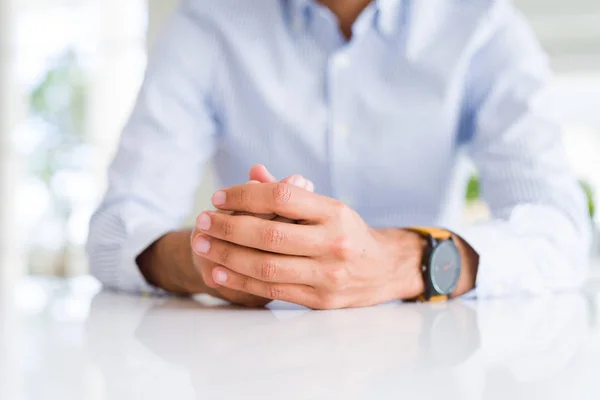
[{"xmin": 0, "ymin": 0, "xmax": 599, "ymax": 284}]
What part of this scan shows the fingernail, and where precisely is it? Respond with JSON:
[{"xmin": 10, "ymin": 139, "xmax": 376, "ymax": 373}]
[
  {"xmin": 291, "ymin": 175, "xmax": 305, "ymax": 187},
  {"xmin": 213, "ymin": 269, "xmax": 228, "ymax": 283},
  {"xmin": 197, "ymin": 213, "xmax": 211, "ymax": 230},
  {"xmin": 193, "ymin": 237, "xmax": 210, "ymax": 254},
  {"xmin": 212, "ymin": 191, "xmax": 227, "ymax": 206}
]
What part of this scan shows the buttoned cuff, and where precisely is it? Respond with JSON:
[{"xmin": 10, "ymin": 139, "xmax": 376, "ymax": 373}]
[
  {"xmin": 88, "ymin": 217, "xmax": 175, "ymax": 296},
  {"xmin": 456, "ymin": 221, "xmax": 548, "ymax": 299}
]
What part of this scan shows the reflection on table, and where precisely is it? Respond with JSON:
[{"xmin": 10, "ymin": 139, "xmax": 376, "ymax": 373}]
[{"xmin": 2, "ymin": 278, "xmax": 599, "ymax": 400}]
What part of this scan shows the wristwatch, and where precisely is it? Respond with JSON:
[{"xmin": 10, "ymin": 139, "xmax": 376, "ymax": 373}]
[{"xmin": 407, "ymin": 227, "xmax": 462, "ymax": 302}]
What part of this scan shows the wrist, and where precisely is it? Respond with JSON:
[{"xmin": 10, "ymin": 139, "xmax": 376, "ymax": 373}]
[
  {"xmin": 374, "ymin": 228, "xmax": 479, "ymax": 301},
  {"xmin": 374, "ymin": 228, "xmax": 427, "ymax": 301},
  {"xmin": 450, "ymin": 234, "xmax": 479, "ymax": 297},
  {"xmin": 137, "ymin": 230, "xmax": 210, "ymax": 295}
]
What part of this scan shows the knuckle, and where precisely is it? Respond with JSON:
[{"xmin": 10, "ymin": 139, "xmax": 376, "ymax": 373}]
[
  {"xmin": 325, "ymin": 266, "xmax": 349, "ymax": 289},
  {"xmin": 269, "ymin": 284, "xmax": 283, "ymax": 300},
  {"xmin": 218, "ymin": 246, "xmax": 230, "ymax": 265},
  {"xmin": 222, "ymin": 218, "xmax": 235, "ymax": 238},
  {"xmin": 330, "ymin": 235, "xmax": 354, "ymax": 261},
  {"xmin": 240, "ymin": 274, "xmax": 250, "ymax": 290},
  {"xmin": 272, "ymin": 183, "xmax": 293, "ymax": 206},
  {"xmin": 258, "ymin": 258, "xmax": 279, "ymax": 281},
  {"xmin": 334, "ymin": 202, "xmax": 353, "ymax": 219},
  {"xmin": 239, "ymin": 186, "xmax": 251, "ymax": 204},
  {"xmin": 262, "ymin": 226, "xmax": 285, "ymax": 248}
]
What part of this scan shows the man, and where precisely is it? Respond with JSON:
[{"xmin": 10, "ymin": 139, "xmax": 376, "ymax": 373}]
[{"xmin": 87, "ymin": 0, "xmax": 591, "ymax": 309}]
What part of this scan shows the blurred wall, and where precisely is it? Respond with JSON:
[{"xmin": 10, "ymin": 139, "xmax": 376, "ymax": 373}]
[
  {"xmin": 147, "ymin": 0, "xmax": 179, "ymax": 51},
  {"xmin": 147, "ymin": 0, "xmax": 600, "ymax": 72},
  {"xmin": 0, "ymin": 0, "xmax": 23, "ymax": 288},
  {"xmin": 517, "ymin": 0, "xmax": 600, "ymax": 72}
]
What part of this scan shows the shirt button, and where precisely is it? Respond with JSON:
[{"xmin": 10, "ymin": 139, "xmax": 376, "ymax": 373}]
[
  {"xmin": 333, "ymin": 53, "xmax": 350, "ymax": 69},
  {"xmin": 334, "ymin": 123, "xmax": 349, "ymax": 140}
]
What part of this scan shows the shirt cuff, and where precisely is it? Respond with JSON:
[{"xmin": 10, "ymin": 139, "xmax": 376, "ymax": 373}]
[
  {"xmin": 122, "ymin": 221, "xmax": 175, "ymax": 294},
  {"xmin": 89, "ymin": 218, "xmax": 175, "ymax": 296},
  {"xmin": 456, "ymin": 221, "xmax": 548, "ymax": 299}
]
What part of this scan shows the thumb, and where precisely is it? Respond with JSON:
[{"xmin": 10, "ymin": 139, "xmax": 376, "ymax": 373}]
[{"xmin": 249, "ymin": 164, "xmax": 277, "ymax": 183}]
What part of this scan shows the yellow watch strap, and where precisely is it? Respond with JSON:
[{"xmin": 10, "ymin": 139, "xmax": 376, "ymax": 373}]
[
  {"xmin": 417, "ymin": 294, "xmax": 448, "ymax": 303},
  {"xmin": 408, "ymin": 227, "xmax": 452, "ymax": 240}
]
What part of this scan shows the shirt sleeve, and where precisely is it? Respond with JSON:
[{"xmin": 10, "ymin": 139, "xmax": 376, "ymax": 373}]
[
  {"xmin": 86, "ymin": 1, "xmax": 220, "ymax": 293},
  {"xmin": 457, "ymin": 3, "xmax": 592, "ymax": 298}
]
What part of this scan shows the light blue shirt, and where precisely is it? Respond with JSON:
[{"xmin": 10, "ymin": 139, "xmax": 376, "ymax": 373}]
[{"xmin": 87, "ymin": 0, "xmax": 591, "ymax": 297}]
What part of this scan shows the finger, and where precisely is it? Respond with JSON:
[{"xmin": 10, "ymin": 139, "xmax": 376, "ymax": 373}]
[
  {"xmin": 245, "ymin": 176, "xmax": 309, "ymax": 222},
  {"xmin": 196, "ymin": 212, "xmax": 327, "ymax": 256},
  {"xmin": 191, "ymin": 226, "xmax": 218, "ymax": 288},
  {"xmin": 282, "ymin": 174, "xmax": 306, "ymax": 188},
  {"xmin": 200, "ymin": 261, "xmax": 220, "ymax": 289},
  {"xmin": 281, "ymin": 175, "xmax": 315, "ymax": 193},
  {"xmin": 191, "ymin": 242, "xmax": 271, "ymax": 306},
  {"xmin": 249, "ymin": 164, "xmax": 277, "ymax": 183},
  {"xmin": 212, "ymin": 266, "xmax": 316, "ymax": 305},
  {"xmin": 192, "ymin": 234, "xmax": 321, "ymax": 285},
  {"xmin": 271, "ymin": 175, "xmax": 312, "ymax": 222},
  {"xmin": 220, "ymin": 289, "xmax": 272, "ymax": 308},
  {"xmin": 240, "ymin": 180, "xmax": 279, "ymax": 220},
  {"xmin": 204, "ymin": 279, "xmax": 271, "ymax": 308},
  {"xmin": 191, "ymin": 240, "xmax": 220, "ymax": 290},
  {"xmin": 212, "ymin": 183, "xmax": 337, "ymax": 222}
]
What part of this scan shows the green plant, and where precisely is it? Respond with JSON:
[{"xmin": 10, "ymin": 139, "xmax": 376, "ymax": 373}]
[
  {"xmin": 28, "ymin": 49, "xmax": 88, "ymax": 275},
  {"xmin": 465, "ymin": 175, "xmax": 481, "ymax": 203},
  {"xmin": 580, "ymin": 181, "xmax": 595, "ymax": 219}
]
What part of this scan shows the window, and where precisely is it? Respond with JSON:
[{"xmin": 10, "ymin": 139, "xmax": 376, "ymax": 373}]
[{"xmin": 12, "ymin": 0, "xmax": 147, "ymax": 276}]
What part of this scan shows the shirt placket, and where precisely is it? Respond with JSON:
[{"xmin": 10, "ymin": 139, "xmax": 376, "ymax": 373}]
[{"xmin": 326, "ymin": 48, "xmax": 355, "ymax": 206}]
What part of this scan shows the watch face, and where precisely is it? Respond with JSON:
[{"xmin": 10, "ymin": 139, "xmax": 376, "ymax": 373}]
[{"xmin": 430, "ymin": 240, "xmax": 461, "ymax": 295}]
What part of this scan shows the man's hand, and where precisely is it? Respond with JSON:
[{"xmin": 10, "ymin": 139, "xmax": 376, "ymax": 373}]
[
  {"xmin": 191, "ymin": 183, "xmax": 431, "ymax": 309},
  {"xmin": 138, "ymin": 165, "xmax": 315, "ymax": 305},
  {"xmin": 191, "ymin": 165, "xmax": 315, "ymax": 307},
  {"xmin": 192, "ymin": 183, "xmax": 478, "ymax": 309}
]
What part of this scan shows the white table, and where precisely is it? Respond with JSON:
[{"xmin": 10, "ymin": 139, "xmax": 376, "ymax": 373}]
[{"xmin": 1, "ymin": 277, "xmax": 600, "ymax": 400}]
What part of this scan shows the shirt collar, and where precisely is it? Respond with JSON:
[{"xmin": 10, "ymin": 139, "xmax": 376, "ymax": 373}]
[
  {"xmin": 375, "ymin": 0, "xmax": 404, "ymax": 38},
  {"xmin": 283, "ymin": 0, "xmax": 404, "ymax": 39},
  {"xmin": 284, "ymin": 0, "xmax": 312, "ymax": 35}
]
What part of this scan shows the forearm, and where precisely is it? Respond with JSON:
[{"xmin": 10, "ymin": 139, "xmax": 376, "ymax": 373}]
[
  {"xmin": 457, "ymin": 205, "xmax": 590, "ymax": 297},
  {"xmin": 137, "ymin": 230, "xmax": 212, "ymax": 296}
]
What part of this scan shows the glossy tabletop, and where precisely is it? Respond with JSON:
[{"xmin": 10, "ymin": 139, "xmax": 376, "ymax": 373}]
[{"xmin": 1, "ymin": 277, "xmax": 600, "ymax": 400}]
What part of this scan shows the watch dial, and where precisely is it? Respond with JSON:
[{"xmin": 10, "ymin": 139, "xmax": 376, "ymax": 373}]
[{"xmin": 430, "ymin": 241, "xmax": 461, "ymax": 295}]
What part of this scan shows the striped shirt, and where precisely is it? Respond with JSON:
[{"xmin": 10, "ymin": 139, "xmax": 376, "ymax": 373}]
[{"xmin": 87, "ymin": 0, "xmax": 591, "ymax": 297}]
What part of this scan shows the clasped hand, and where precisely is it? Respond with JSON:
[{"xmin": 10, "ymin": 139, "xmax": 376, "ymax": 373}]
[{"xmin": 191, "ymin": 166, "xmax": 424, "ymax": 309}]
